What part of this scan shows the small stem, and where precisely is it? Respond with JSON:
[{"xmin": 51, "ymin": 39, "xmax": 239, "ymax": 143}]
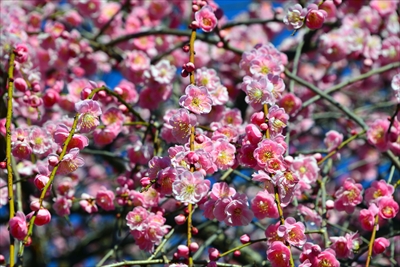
[
  {"xmin": 263, "ymin": 104, "xmax": 270, "ymax": 139},
  {"xmin": 284, "ymin": 69, "xmax": 368, "ymax": 130},
  {"xmin": 219, "ymin": 238, "xmax": 267, "ymax": 258},
  {"xmin": 88, "ymin": 86, "xmax": 146, "ymax": 123},
  {"xmin": 6, "ymin": 48, "xmax": 16, "ymax": 267},
  {"xmin": 19, "ymin": 87, "xmax": 105, "ymax": 258},
  {"xmin": 302, "ymin": 62, "xmax": 400, "ymax": 108},
  {"xmin": 366, "ymin": 215, "xmax": 379, "ymax": 267},
  {"xmin": 318, "ymin": 130, "xmax": 366, "ymax": 165},
  {"xmin": 186, "ymin": 23, "xmax": 197, "ymax": 267},
  {"xmin": 147, "ymin": 228, "xmax": 175, "ymax": 260}
]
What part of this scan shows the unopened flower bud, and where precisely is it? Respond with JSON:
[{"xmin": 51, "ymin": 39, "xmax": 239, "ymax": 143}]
[
  {"xmin": 190, "ymin": 242, "xmax": 199, "ymax": 252},
  {"xmin": 208, "ymin": 247, "xmax": 220, "ymax": 261},
  {"xmin": 184, "ymin": 62, "xmax": 195, "ymax": 73},
  {"xmin": 326, "ymin": 199, "xmax": 334, "ymax": 209},
  {"xmin": 30, "ymin": 200, "xmax": 40, "ymax": 211},
  {"xmin": 182, "ymin": 45, "xmax": 190, "ymax": 53},
  {"xmin": 0, "ymin": 162, "xmax": 6, "ymax": 169},
  {"xmin": 14, "ymin": 78, "xmax": 28, "ymax": 92},
  {"xmin": 191, "ymin": 226, "xmax": 198, "ymax": 235},
  {"xmin": 190, "ymin": 20, "xmax": 199, "ymax": 29},
  {"xmin": 35, "ymin": 208, "xmax": 51, "ymax": 226},
  {"xmin": 81, "ymin": 88, "xmax": 92, "ymax": 99},
  {"xmin": 174, "ymin": 214, "xmax": 186, "ymax": 225},
  {"xmin": 240, "ymin": 234, "xmax": 250, "ymax": 244},
  {"xmin": 181, "ymin": 69, "xmax": 189, "ymax": 78},
  {"xmin": 48, "ymin": 155, "xmax": 59, "ymax": 166},
  {"xmin": 140, "ymin": 177, "xmax": 151, "ymax": 187},
  {"xmin": 31, "ymin": 81, "xmax": 41, "ymax": 92},
  {"xmin": 177, "ymin": 245, "xmax": 189, "ymax": 258}
]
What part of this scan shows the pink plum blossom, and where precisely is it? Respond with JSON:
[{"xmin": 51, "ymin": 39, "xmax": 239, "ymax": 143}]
[
  {"xmin": 359, "ymin": 203, "xmax": 379, "ymax": 231},
  {"xmin": 334, "ymin": 178, "xmax": 363, "ymax": 214},
  {"xmin": 195, "ymin": 6, "xmax": 217, "ymax": 32},
  {"xmin": 377, "ymin": 196, "xmax": 399, "ymax": 219},
  {"xmin": 53, "ymin": 196, "xmax": 72, "ymax": 217},
  {"xmin": 324, "ymin": 130, "xmax": 343, "ymax": 152},
  {"xmin": 267, "ymin": 241, "xmax": 291, "ymax": 267},
  {"xmin": 364, "ymin": 180, "xmax": 395, "ymax": 205},
  {"xmin": 54, "ymin": 148, "xmax": 85, "ymax": 175},
  {"xmin": 330, "ymin": 232, "xmax": 359, "ymax": 259},
  {"xmin": 172, "ymin": 171, "xmax": 210, "ymax": 204},
  {"xmin": 96, "ymin": 186, "xmax": 115, "ymax": 211},
  {"xmin": 211, "ymin": 139, "xmax": 236, "ymax": 170},
  {"xmin": 251, "ymin": 190, "xmax": 279, "ymax": 219},
  {"xmin": 223, "ymin": 193, "xmax": 254, "ymax": 226},
  {"xmin": 283, "ymin": 4, "xmax": 307, "ymax": 30},
  {"xmin": 253, "ymin": 139, "xmax": 286, "ymax": 172},
  {"xmin": 169, "ymin": 109, "xmax": 197, "ymax": 143},
  {"xmin": 179, "ymin": 84, "xmax": 213, "ymax": 115},
  {"xmin": 280, "ymin": 217, "xmax": 307, "ymax": 247},
  {"xmin": 314, "ymin": 250, "xmax": 340, "ymax": 267},
  {"xmin": 79, "ymin": 193, "xmax": 98, "ymax": 214},
  {"xmin": 75, "ymin": 99, "xmax": 102, "ymax": 133}
]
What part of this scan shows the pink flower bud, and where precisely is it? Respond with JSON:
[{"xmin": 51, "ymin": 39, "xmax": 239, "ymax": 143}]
[
  {"xmin": 184, "ymin": 62, "xmax": 196, "ymax": 72},
  {"xmin": 30, "ymin": 200, "xmax": 40, "ymax": 211},
  {"xmin": 240, "ymin": 234, "xmax": 250, "ymax": 244},
  {"xmin": 192, "ymin": 5, "xmax": 200, "ymax": 12},
  {"xmin": 177, "ymin": 245, "xmax": 189, "ymax": 258},
  {"xmin": 114, "ymin": 87, "xmax": 123, "ymax": 95},
  {"xmin": 181, "ymin": 69, "xmax": 189, "ymax": 78},
  {"xmin": 140, "ymin": 177, "xmax": 151, "ymax": 187},
  {"xmin": 305, "ymin": 9, "xmax": 327, "ymax": 30},
  {"xmin": 313, "ymin": 153, "xmax": 322, "ymax": 161},
  {"xmin": 373, "ymin": 237, "xmax": 390, "ymax": 254},
  {"xmin": 31, "ymin": 82, "xmax": 41, "ymax": 92},
  {"xmin": 81, "ymin": 88, "xmax": 92, "ymax": 99},
  {"xmin": 48, "ymin": 155, "xmax": 59, "ymax": 166},
  {"xmin": 14, "ymin": 78, "xmax": 28, "ymax": 92},
  {"xmin": 97, "ymin": 90, "xmax": 107, "ymax": 99},
  {"xmin": 190, "ymin": 242, "xmax": 199, "ymax": 252},
  {"xmin": 0, "ymin": 254, "xmax": 5, "ymax": 265},
  {"xmin": 34, "ymin": 175, "xmax": 49, "ymax": 190},
  {"xmin": 217, "ymin": 42, "xmax": 224, "ymax": 48},
  {"xmin": 190, "ymin": 20, "xmax": 200, "ymax": 29},
  {"xmin": 0, "ymin": 162, "xmax": 6, "ymax": 169},
  {"xmin": 29, "ymin": 95, "xmax": 43, "ymax": 107},
  {"xmin": 195, "ymin": 134, "xmax": 205, "ymax": 143},
  {"xmin": 43, "ymin": 89, "xmax": 60, "ymax": 107},
  {"xmin": 35, "ymin": 208, "xmax": 51, "ymax": 226},
  {"xmin": 9, "ymin": 211, "xmax": 28, "ymax": 240},
  {"xmin": 14, "ymin": 44, "xmax": 29, "ymax": 63},
  {"xmin": 326, "ymin": 200, "xmax": 334, "ymax": 209},
  {"xmin": 208, "ymin": 247, "xmax": 220, "ymax": 261},
  {"xmin": 118, "ymin": 104, "xmax": 128, "ymax": 113},
  {"xmin": 191, "ymin": 226, "xmax": 198, "ymax": 235},
  {"xmin": 24, "ymin": 236, "xmax": 32, "ymax": 247},
  {"xmin": 233, "ymin": 250, "xmax": 241, "ymax": 257},
  {"xmin": 174, "ymin": 214, "xmax": 186, "ymax": 225},
  {"xmin": 182, "ymin": 45, "xmax": 190, "ymax": 53},
  {"xmin": 186, "ymin": 151, "xmax": 199, "ymax": 164}
]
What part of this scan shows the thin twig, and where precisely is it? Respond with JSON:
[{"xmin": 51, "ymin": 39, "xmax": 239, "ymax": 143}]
[
  {"xmin": 284, "ymin": 69, "xmax": 368, "ymax": 130},
  {"xmin": 302, "ymin": 62, "xmax": 400, "ymax": 108},
  {"xmin": 6, "ymin": 48, "xmax": 16, "ymax": 267}
]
